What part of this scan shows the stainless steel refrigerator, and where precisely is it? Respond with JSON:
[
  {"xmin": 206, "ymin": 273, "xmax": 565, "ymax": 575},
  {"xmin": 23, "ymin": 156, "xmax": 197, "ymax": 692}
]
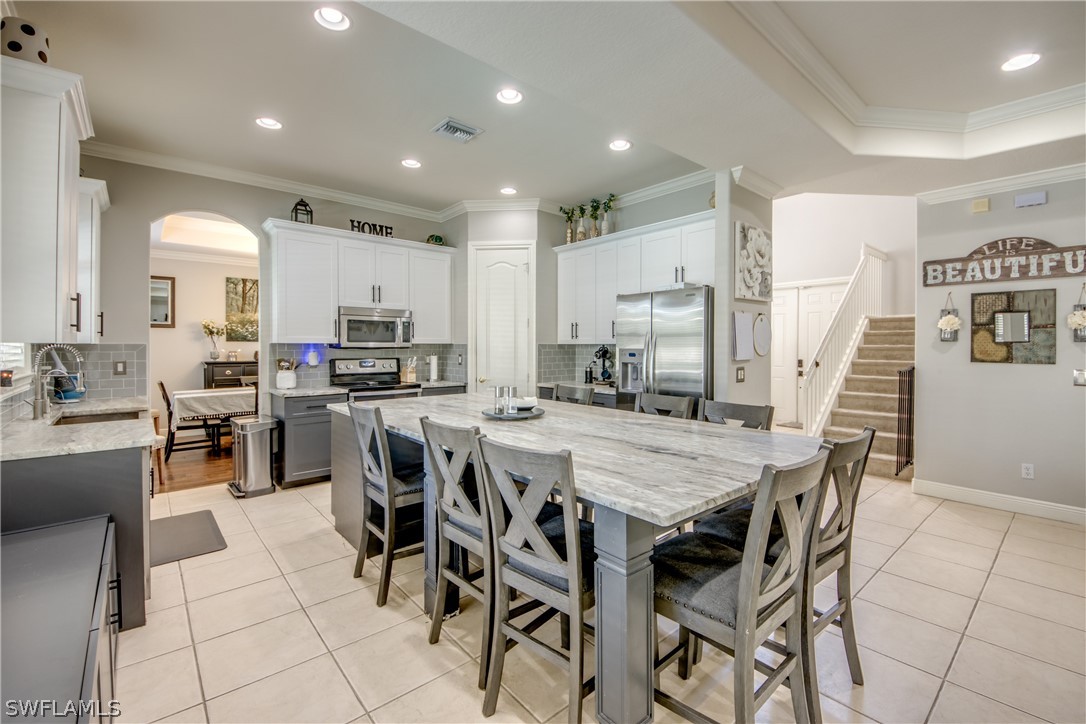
[{"xmin": 616, "ymin": 285, "xmax": 713, "ymax": 402}]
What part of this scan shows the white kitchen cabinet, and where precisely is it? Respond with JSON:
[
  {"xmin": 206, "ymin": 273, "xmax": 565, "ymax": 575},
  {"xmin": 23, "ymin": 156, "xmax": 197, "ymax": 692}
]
[
  {"xmin": 557, "ymin": 248, "xmax": 596, "ymax": 342},
  {"xmin": 1, "ymin": 58, "xmax": 93, "ymax": 343},
  {"xmin": 640, "ymin": 228, "xmax": 683, "ymax": 290},
  {"xmin": 680, "ymin": 220, "xmax": 715, "ymax": 285},
  {"xmin": 595, "ymin": 243, "xmax": 618, "ymax": 343},
  {"xmin": 616, "ymin": 237, "xmax": 642, "ymax": 295},
  {"xmin": 267, "ymin": 225, "xmax": 339, "ymax": 343},
  {"xmin": 76, "ymin": 179, "xmax": 109, "ymax": 342},
  {"xmin": 338, "ymin": 239, "xmax": 376, "ymax": 307},
  {"xmin": 374, "ymin": 246, "xmax": 409, "ymax": 308},
  {"xmin": 409, "ymin": 249, "xmax": 452, "ymax": 343}
]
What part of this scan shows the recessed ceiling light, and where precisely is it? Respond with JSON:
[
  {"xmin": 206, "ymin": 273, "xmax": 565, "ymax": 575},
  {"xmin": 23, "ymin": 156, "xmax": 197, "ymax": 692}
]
[
  {"xmin": 314, "ymin": 7, "xmax": 350, "ymax": 31},
  {"xmin": 609, "ymin": 139, "xmax": 632, "ymax": 151},
  {"xmin": 401, "ymin": 159, "xmax": 421, "ymax": 169},
  {"xmin": 255, "ymin": 117, "xmax": 282, "ymax": 130},
  {"xmin": 500, "ymin": 187, "xmax": 517, "ymax": 195},
  {"xmin": 496, "ymin": 88, "xmax": 523, "ymax": 104},
  {"xmin": 1001, "ymin": 53, "xmax": 1040, "ymax": 71}
]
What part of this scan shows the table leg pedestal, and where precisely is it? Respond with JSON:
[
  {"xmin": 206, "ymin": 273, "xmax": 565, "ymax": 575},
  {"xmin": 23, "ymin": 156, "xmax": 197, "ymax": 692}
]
[{"xmin": 593, "ymin": 506, "xmax": 656, "ymax": 724}]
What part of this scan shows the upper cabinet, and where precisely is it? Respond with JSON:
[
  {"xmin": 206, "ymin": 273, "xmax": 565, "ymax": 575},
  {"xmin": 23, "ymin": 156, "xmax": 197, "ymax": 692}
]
[
  {"xmin": 263, "ymin": 219, "xmax": 454, "ymax": 344},
  {"xmin": 679, "ymin": 220, "xmax": 715, "ymax": 286},
  {"xmin": 76, "ymin": 179, "xmax": 110, "ymax": 342},
  {"xmin": 1, "ymin": 58, "xmax": 95, "ymax": 343}
]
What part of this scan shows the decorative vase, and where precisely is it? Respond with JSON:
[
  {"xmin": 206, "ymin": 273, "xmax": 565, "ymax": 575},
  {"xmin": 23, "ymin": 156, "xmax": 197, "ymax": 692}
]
[
  {"xmin": 591, "ymin": 218, "xmax": 600, "ymax": 238},
  {"xmin": 565, "ymin": 222, "xmax": 573, "ymax": 244},
  {"xmin": 209, "ymin": 347, "xmax": 220, "ymax": 360},
  {"xmin": 600, "ymin": 212, "xmax": 610, "ymax": 236},
  {"xmin": 1, "ymin": 17, "xmax": 50, "ymax": 65},
  {"xmin": 939, "ymin": 309, "xmax": 959, "ymax": 342},
  {"xmin": 576, "ymin": 219, "xmax": 587, "ymax": 242}
]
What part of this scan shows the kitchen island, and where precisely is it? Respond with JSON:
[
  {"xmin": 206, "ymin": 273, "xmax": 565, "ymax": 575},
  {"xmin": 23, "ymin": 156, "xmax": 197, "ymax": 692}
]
[{"xmin": 328, "ymin": 393, "xmax": 823, "ymax": 723}]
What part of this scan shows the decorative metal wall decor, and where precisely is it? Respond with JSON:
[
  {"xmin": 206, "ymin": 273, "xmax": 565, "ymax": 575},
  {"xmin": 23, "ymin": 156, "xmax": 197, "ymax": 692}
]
[
  {"xmin": 1072, "ymin": 282, "xmax": 1086, "ymax": 343},
  {"xmin": 225, "ymin": 277, "xmax": 259, "ymax": 342},
  {"xmin": 923, "ymin": 237, "xmax": 1086, "ymax": 287},
  {"xmin": 970, "ymin": 289, "xmax": 1056, "ymax": 364},
  {"xmin": 938, "ymin": 292, "xmax": 960, "ymax": 342},
  {"xmin": 290, "ymin": 198, "xmax": 313, "ymax": 224},
  {"xmin": 350, "ymin": 219, "xmax": 394, "ymax": 237},
  {"xmin": 734, "ymin": 222, "xmax": 772, "ymax": 301}
]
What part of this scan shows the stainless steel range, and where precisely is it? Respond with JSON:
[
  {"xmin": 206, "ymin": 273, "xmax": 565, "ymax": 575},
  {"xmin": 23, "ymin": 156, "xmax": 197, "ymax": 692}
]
[{"xmin": 329, "ymin": 358, "xmax": 422, "ymax": 402}]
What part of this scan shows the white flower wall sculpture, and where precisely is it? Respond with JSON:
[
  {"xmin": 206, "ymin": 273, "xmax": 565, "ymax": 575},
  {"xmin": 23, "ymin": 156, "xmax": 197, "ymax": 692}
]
[
  {"xmin": 937, "ymin": 313, "xmax": 962, "ymax": 331},
  {"xmin": 735, "ymin": 222, "xmax": 773, "ymax": 301}
]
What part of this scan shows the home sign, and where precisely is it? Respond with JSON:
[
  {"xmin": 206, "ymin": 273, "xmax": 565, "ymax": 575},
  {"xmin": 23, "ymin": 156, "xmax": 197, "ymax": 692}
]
[
  {"xmin": 350, "ymin": 219, "xmax": 394, "ymax": 237},
  {"xmin": 923, "ymin": 237, "xmax": 1086, "ymax": 287}
]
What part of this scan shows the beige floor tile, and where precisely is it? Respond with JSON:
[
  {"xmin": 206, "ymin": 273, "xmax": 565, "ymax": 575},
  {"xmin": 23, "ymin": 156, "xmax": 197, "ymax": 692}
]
[
  {"xmin": 152, "ymin": 560, "xmax": 181, "ymax": 578},
  {"xmin": 1013, "ymin": 513, "xmax": 1086, "ymax": 532},
  {"xmin": 929, "ymin": 683, "xmax": 1044, "ymax": 723},
  {"xmin": 307, "ymin": 584, "xmax": 423, "ymax": 650},
  {"xmin": 153, "ymin": 705, "xmax": 207, "ymax": 723},
  {"xmin": 146, "ymin": 568, "xmax": 186, "ymax": 614},
  {"xmin": 1002, "ymin": 532, "xmax": 1086, "ymax": 570},
  {"xmin": 371, "ymin": 660, "xmax": 533, "ymax": 723},
  {"xmin": 931, "ymin": 501, "xmax": 1013, "ymax": 532},
  {"xmin": 180, "ymin": 530, "xmax": 266, "ymax": 573},
  {"xmin": 846, "ymin": 599, "xmax": 961, "ymax": 676},
  {"xmin": 117, "ymin": 604, "xmax": 192, "ymax": 668},
  {"xmin": 255, "ymin": 514, "xmax": 336, "ymax": 549},
  {"xmin": 817, "ymin": 696, "xmax": 876, "ymax": 723},
  {"xmin": 917, "ymin": 515, "xmax": 1006, "ymax": 549},
  {"xmin": 285, "ymin": 554, "xmax": 377, "ymax": 607},
  {"xmin": 243, "ymin": 497, "xmax": 322, "ymax": 530},
  {"xmin": 880, "ymin": 550, "xmax": 989, "ymax": 598},
  {"xmin": 210, "ymin": 511, "xmax": 253, "ymax": 536},
  {"xmin": 268, "ymin": 529, "xmax": 357, "ymax": 574},
  {"xmin": 392, "ymin": 566, "xmax": 426, "ymax": 611},
  {"xmin": 195, "ymin": 610, "xmax": 327, "ymax": 699},
  {"xmin": 116, "ymin": 648, "xmax": 203, "ymax": 724},
  {"xmin": 150, "ymin": 495, "xmax": 171, "ymax": 520},
  {"xmin": 901, "ymin": 532, "xmax": 997, "ymax": 571},
  {"xmin": 992, "ymin": 551, "xmax": 1086, "ymax": 596},
  {"xmin": 815, "ymin": 635, "xmax": 942, "ymax": 724},
  {"xmin": 855, "ymin": 501, "xmax": 932, "ymax": 529},
  {"xmin": 187, "ymin": 576, "xmax": 300, "ymax": 643},
  {"xmin": 334, "ymin": 618, "xmax": 470, "ymax": 710},
  {"xmin": 966, "ymin": 601, "xmax": 1086, "ymax": 674},
  {"xmin": 171, "ymin": 497, "xmax": 243, "ymax": 518},
  {"xmin": 981, "ymin": 574, "xmax": 1086, "ymax": 631},
  {"xmin": 851, "ymin": 518, "xmax": 912, "ymax": 547},
  {"xmin": 1009, "ymin": 516, "xmax": 1086, "ymax": 549},
  {"xmin": 205, "ymin": 653, "xmax": 363, "ymax": 723},
  {"xmin": 182, "ymin": 549, "xmax": 281, "ymax": 601},
  {"xmin": 857, "ymin": 571, "xmax": 976, "ymax": 632},
  {"xmin": 297, "ymin": 482, "xmax": 332, "ymax": 504},
  {"xmin": 434, "ymin": 596, "xmax": 489, "ymax": 661},
  {"xmin": 849, "ymin": 562, "xmax": 877, "ymax": 592},
  {"xmin": 850, "ymin": 538, "xmax": 896, "ymax": 569},
  {"xmin": 947, "ymin": 636, "xmax": 1086, "ymax": 723},
  {"xmin": 855, "ymin": 476, "xmax": 891, "ymax": 503}
]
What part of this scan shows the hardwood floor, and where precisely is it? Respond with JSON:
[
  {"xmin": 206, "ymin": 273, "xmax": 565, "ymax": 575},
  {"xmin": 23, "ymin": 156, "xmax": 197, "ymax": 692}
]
[{"xmin": 157, "ymin": 441, "xmax": 236, "ymax": 493}]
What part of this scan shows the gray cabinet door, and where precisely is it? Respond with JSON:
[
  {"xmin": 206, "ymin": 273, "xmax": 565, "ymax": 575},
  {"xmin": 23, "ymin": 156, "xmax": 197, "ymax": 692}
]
[{"xmin": 282, "ymin": 416, "xmax": 333, "ymax": 484}]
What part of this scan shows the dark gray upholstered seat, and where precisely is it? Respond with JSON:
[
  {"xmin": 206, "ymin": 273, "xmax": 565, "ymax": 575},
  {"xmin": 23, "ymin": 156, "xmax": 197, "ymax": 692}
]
[
  {"xmin": 694, "ymin": 503, "xmax": 786, "ymax": 556},
  {"xmin": 508, "ymin": 516, "xmax": 596, "ymax": 593},
  {"xmin": 449, "ymin": 499, "xmax": 564, "ymax": 542},
  {"xmin": 368, "ymin": 468, "xmax": 426, "ymax": 497}
]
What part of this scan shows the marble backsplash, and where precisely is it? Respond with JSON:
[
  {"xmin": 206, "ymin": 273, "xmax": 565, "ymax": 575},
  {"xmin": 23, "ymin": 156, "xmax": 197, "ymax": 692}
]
[{"xmin": 267, "ymin": 343, "xmax": 467, "ymax": 388}]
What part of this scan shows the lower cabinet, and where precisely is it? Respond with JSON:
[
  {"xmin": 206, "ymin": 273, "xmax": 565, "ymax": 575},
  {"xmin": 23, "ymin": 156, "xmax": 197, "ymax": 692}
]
[
  {"xmin": 271, "ymin": 393, "xmax": 347, "ymax": 487},
  {"xmin": 420, "ymin": 385, "xmax": 466, "ymax": 397}
]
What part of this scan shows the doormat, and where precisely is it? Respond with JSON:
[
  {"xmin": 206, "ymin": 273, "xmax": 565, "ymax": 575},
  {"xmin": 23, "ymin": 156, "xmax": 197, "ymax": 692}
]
[{"xmin": 150, "ymin": 510, "xmax": 227, "ymax": 566}]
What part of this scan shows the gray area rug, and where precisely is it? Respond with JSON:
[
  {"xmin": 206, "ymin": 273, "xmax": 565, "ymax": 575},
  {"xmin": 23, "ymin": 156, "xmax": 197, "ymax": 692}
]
[{"xmin": 150, "ymin": 510, "xmax": 227, "ymax": 566}]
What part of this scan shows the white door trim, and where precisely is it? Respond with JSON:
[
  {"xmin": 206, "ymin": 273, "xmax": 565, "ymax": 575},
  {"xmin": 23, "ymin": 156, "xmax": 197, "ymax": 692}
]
[
  {"xmin": 467, "ymin": 240, "xmax": 537, "ymax": 395},
  {"xmin": 773, "ymin": 276, "xmax": 851, "ymax": 291}
]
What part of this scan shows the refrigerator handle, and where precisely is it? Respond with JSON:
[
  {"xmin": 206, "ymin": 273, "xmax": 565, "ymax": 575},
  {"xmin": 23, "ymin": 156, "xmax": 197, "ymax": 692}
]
[{"xmin": 641, "ymin": 334, "xmax": 651, "ymax": 395}]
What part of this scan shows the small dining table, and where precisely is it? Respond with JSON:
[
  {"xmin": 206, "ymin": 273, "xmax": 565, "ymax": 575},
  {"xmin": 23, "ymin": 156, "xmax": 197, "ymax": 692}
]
[
  {"xmin": 329, "ymin": 392, "xmax": 824, "ymax": 724},
  {"xmin": 170, "ymin": 388, "xmax": 257, "ymax": 450}
]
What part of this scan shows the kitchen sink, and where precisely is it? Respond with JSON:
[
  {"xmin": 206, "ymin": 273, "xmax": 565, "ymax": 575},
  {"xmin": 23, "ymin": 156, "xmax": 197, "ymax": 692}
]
[{"xmin": 53, "ymin": 411, "xmax": 142, "ymax": 425}]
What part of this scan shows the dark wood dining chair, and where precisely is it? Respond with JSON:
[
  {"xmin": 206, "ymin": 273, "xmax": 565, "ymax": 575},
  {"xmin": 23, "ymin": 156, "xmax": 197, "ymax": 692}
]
[
  {"xmin": 652, "ymin": 447, "xmax": 833, "ymax": 723},
  {"xmin": 157, "ymin": 381, "xmax": 217, "ymax": 461},
  {"xmin": 349, "ymin": 403, "xmax": 426, "ymax": 607},
  {"xmin": 554, "ymin": 384, "xmax": 595, "ymax": 406},
  {"xmin": 697, "ymin": 399, "xmax": 775, "ymax": 430},
  {"xmin": 476, "ymin": 436, "xmax": 596, "ymax": 723},
  {"xmin": 634, "ymin": 391, "xmax": 695, "ymax": 419}
]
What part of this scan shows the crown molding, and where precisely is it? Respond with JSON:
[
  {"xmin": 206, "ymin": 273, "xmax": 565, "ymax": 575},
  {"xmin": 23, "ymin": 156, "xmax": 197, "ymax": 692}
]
[
  {"xmin": 150, "ymin": 248, "xmax": 259, "ymax": 267},
  {"xmin": 917, "ymin": 163, "xmax": 1086, "ymax": 204},
  {"xmin": 437, "ymin": 198, "xmax": 562, "ymax": 222},
  {"xmin": 2, "ymin": 57, "xmax": 93, "ymax": 138},
  {"xmin": 617, "ymin": 170, "xmax": 715, "ymax": 208},
  {"xmin": 80, "ymin": 141, "xmax": 445, "ymax": 222},
  {"xmin": 730, "ymin": 166, "xmax": 783, "ymax": 200},
  {"xmin": 78, "ymin": 178, "xmax": 110, "ymax": 210},
  {"xmin": 965, "ymin": 84, "xmax": 1086, "ymax": 132}
]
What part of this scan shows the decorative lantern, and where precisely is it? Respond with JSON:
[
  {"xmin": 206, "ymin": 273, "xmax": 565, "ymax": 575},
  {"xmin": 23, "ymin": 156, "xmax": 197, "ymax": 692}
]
[
  {"xmin": 937, "ymin": 292, "xmax": 961, "ymax": 342},
  {"xmin": 290, "ymin": 198, "xmax": 313, "ymax": 224}
]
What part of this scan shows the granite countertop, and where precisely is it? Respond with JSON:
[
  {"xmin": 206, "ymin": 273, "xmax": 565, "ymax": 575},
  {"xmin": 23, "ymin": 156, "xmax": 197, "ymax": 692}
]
[
  {"xmin": 418, "ymin": 380, "xmax": 467, "ymax": 389},
  {"xmin": 537, "ymin": 380, "xmax": 617, "ymax": 396},
  {"xmin": 0, "ymin": 396, "xmax": 156, "ymax": 462},
  {"xmin": 269, "ymin": 387, "xmax": 347, "ymax": 398},
  {"xmin": 329, "ymin": 393, "xmax": 822, "ymax": 528}
]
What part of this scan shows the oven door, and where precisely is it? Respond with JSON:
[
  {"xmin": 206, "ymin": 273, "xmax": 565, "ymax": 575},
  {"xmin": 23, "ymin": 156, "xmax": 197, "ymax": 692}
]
[
  {"xmin": 336, "ymin": 311, "xmax": 409, "ymax": 348},
  {"xmin": 347, "ymin": 388, "xmax": 423, "ymax": 402}
]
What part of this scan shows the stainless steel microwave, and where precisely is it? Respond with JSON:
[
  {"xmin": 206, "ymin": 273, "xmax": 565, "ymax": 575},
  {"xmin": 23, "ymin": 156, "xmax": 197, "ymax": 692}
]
[{"xmin": 334, "ymin": 307, "xmax": 412, "ymax": 348}]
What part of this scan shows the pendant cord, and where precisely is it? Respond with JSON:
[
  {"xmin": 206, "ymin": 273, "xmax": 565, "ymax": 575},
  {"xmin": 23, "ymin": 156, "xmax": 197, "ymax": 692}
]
[
  {"xmin": 1078, "ymin": 282, "xmax": 1086, "ymax": 306},
  {"xmin": 944, "ymin": 292, "xmax": 955, "ymax": 311}
]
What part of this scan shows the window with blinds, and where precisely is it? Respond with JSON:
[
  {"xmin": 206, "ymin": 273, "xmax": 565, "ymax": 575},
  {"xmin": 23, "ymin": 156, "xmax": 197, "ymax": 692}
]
[{"xmin": 0, "ymin": 343, "xmax": 28, "ymax": 376}]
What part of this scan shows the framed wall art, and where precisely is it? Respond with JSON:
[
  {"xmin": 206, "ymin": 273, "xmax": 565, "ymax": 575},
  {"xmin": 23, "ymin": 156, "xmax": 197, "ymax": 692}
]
[
  {"xmin": 735, "ymin": 222, "xmax": 772, "ymax": 301},
  {"xmin": 971, "ymin": 289, "xmax": 1055, "ymax": 364},
  {"xmin": 225, "ymin": 277, "xmax": 259, "ymax": 341}
]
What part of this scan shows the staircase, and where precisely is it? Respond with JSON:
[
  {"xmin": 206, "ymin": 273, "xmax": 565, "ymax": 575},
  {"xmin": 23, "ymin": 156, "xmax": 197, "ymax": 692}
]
[{"xmin": 823, "ymin": 316, "xmax": 915, "ymax": 480}]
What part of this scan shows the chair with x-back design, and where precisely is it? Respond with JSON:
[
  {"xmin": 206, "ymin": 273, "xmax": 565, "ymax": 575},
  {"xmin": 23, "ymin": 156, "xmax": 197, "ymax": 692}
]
[{"xmin": 634, "ymin": 391, "xmax": 695, "ymax": 419}]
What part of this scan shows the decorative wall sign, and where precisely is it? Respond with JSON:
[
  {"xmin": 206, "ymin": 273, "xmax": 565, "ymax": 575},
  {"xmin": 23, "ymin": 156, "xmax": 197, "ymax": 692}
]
[
  {"xmin": 735, "ymin": 222, "xmax": 772, "ymax": 301},
  {"xmin": 350, "ymin": 219, "xmax": 394, "ymax": 237},
  {"xmin": 970, "ymin": 289, "xmax": 1055, "ymax": 364},
  {"xmin": 923, "ymin": 238, "xmax": 1086, "ymax": 287},
  {"xmin": 225, "ymin": 277, "xmax": 259, "ymax": 341}
]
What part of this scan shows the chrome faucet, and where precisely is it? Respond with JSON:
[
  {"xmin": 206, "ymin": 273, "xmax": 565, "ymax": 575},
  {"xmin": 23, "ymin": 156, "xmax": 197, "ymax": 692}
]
[{"xmin": 29, "ymin": 344, "xmax": 85, "ymax": 420}]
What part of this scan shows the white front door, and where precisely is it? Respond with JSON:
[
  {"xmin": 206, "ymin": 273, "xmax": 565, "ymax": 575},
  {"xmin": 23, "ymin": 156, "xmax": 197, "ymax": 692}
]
[
  {"xmin": 474, "ymin": 246, "xmax": 532, "ymax": 394},
  {"xmin": 770, "ymin": 288, "xmax": 798, "ymax": 424}
]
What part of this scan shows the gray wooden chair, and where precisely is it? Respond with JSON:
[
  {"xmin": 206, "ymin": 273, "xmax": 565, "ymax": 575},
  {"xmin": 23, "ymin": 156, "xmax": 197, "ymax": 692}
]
[
  {"xmin": 554, "ymin": 383, "xmax": 595, "ymax": 406},
  {"xmin": 476, "ymin": 437, "xmax": 596, "ymax": 723},
  {"xmin": 634, "ymin": 391, "xmax": 695, "ymax": 419},
  {"xmin": 691, "ymin": 426, "xmax": 875, "ymax": 723},
  {"xmin": 697, "ymin": 399, "xmax": 775, "ymax": 430},
  {"xmin": 349, "ymin": 403, "xmax": 426, "ymax": 607},
  {"xmin": 421, "ymin": 417, "xmax": 495, "ymax": 689},
  {"xmin": 651, "ymin": 447, "xmax": 833, "ymax": 723}
]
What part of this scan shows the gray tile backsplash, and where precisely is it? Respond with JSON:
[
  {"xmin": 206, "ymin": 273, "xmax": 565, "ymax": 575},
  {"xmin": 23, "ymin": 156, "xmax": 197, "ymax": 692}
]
[
  {"xmin": 268, "ymin": 343, "xmax": 467, "ymax": 388},
  {"xmin": 537, "ymin": 344, "xmax": 615, "ymax": 383}
]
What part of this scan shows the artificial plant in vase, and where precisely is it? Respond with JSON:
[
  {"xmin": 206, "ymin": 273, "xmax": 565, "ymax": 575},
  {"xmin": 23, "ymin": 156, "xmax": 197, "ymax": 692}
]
[
  {"xmin": 576, "ymin": 205, "xmax": 587, "ymax": 242},
  {"xmin": 201, "ymin": 319, "xmax": 226, "ymax": 359},
  {"xmin": 559, "ymin": 206, "xmax": 577, "ymax": 244},
  {"xmin": 588, "ymin": 198, "xmax": 601, "ymax": 238},
  {"xmin": 601, "ymin": 193, "xmax": 616, "ymax": 236}
]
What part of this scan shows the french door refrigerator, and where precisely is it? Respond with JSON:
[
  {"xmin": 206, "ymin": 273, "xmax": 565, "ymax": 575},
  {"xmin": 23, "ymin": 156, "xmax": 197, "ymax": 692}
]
[{"xmin": 616, "ymin": 285, "xmax": 713, "ymax": 403}]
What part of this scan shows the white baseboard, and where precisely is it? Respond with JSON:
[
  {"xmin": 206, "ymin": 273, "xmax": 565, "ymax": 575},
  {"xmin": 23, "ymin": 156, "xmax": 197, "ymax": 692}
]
[{"xmin": 913, "ymin": 478, "xmax": 1086, "ymax": 526}]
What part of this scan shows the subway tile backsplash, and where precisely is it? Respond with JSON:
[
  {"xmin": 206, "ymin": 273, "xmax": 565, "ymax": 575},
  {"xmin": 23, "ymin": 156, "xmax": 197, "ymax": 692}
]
[
  {"xmin": 537, "ymin": 344, "xmax": 615, "ymax": 383},
  {"xmin": 267, "ymin": 343, "xmax": 467, "ymax": 388}
]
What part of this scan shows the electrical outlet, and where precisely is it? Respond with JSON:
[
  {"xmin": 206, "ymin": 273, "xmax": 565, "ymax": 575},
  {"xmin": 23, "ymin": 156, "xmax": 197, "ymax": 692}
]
[
  {"xmin": 736, "ymin": 366, "xmax": 745, "ymax": 383},
  {"xmin": 113, "ymin": 360, "xmax": 127, "ymax": 376},
  {"xmin": 1021, "ymin": 463, "xmax": 1035, "ymax": 480},
  {"xmin": 457, "ymin": 354, "xmax": 463, "ymax": 365}
]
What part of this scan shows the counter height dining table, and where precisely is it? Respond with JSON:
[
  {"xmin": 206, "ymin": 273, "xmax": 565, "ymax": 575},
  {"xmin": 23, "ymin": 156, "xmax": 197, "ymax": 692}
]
[{"xmin": 328, "ymin": 393, "xmax": 824, "ymax": 724}]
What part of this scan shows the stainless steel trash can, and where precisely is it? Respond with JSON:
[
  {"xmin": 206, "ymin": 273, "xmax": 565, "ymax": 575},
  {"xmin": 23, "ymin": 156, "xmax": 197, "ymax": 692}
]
[{"xmin": 227, "ymin": 415, "xmax": 278, "ymax": 498}]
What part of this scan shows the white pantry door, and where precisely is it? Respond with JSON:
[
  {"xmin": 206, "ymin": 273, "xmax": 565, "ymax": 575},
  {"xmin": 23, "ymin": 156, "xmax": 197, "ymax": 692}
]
[
  {"xmin": 474, "ymin": 247, "xmax": 531, "ymax": 394},
  {"xmin": 796, "ymin": 281, "xmax": 848, "ymax": 423},
  {"xmin": 770, "ymin": 288, "xmax": 799, "ymax": 424}
]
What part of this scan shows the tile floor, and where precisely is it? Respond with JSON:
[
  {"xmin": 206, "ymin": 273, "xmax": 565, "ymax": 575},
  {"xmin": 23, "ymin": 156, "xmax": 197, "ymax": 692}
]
[{"xmin": 121, "ymin": 477, "xmax": 1085, "ymax": 723}]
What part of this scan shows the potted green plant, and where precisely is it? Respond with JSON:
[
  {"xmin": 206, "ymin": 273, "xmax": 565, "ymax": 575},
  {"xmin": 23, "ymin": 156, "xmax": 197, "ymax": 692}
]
[
  {"xmin": 588, "ymin": 198, "xmax": 602, "ymax": 237},
  {"xmin": 559, "ymin": 206, "xmax": 577, "ymax": 244},
  {"xmin": 576, "ymin": 204, "xmax": 588, "ymax": 242},
  {"xmin": 601, "ymin": 193, "xmax": 617, "ymax": 235}
]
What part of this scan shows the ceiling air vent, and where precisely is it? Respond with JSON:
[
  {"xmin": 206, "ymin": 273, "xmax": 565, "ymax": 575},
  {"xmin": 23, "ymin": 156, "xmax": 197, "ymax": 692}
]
[{"xmin": 430, "ymin": 117, "xmax": 484, "ymax": 144}]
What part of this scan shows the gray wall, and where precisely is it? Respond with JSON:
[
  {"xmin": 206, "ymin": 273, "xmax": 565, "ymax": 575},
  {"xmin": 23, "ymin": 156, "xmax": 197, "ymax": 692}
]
[
  {"xmin": 915, "ymin": 178, "xmax": 1086, "ymax": 509},
  {"xmin": 536, "ymin": 211, "xmax": 566, "ymax": 346},
  {"xmin": 614, "ymin": 181, "xmax": 715, "ymax": 230},
  {"xmin": 439, "ymin": 211, "xmax": 470, "ymax": 344}
]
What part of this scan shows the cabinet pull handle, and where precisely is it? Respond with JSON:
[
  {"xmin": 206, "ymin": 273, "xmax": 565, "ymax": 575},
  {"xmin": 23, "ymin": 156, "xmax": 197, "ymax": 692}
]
[
  {"xmin": 371, "ymin": 285, "xmax": 376, "ymax": 303},
  {"xmin": 682, "ymin": 266, "xmax": 686, "ymax": 282},
  {"xmin": 108, "ymin": 576, "xmax": 122, "ymax": 629},
  {"xmin": 575, "ymin": 322, "xmax": 579, "ymax": 338},
  {"xmin": 149, "ymin": 466, "xmax": 154, "ymax": 499},
  {"xmin": 334, "ymin": 318, "xmax": 338, "ymax": 338},
  {"xmin": 570, "ymin": 322, "xmax": 574, "ymax": 339},
  {"xmin": 97, "ymin": 312, "xmax": 104, "ymax": 337},
  {"xmin": 70, "ymin": 293, "xmax": 82, "ymax": 332},
  {"xmin": 612, "ymin": 320, "xmax": 615, "ymax": 338},
  {"xmin": 378, "ymin": 285, "xmax": 382, "ymax": 303},
  {"xmin": 674, "ymin": 267, "xmax": 679, "ymax": 283}
]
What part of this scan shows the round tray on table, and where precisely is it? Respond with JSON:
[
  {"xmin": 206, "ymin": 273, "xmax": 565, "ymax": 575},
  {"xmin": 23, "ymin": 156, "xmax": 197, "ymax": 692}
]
[{"xmin": 481, "ymin": 407, "xmax": 545, "ymax": 421}]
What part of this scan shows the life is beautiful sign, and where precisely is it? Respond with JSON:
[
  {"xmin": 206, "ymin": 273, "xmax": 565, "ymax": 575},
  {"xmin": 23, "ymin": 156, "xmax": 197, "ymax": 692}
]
[{"xmin": 923, "ymin": 237, "xmax": 1086, "ymax": 287}]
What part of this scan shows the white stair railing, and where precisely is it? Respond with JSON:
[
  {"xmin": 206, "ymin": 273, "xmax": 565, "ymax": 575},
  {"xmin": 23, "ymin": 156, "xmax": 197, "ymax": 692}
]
[{"xmin": 802, "ymin": 244, "xmax": 888, "ymax": 435}]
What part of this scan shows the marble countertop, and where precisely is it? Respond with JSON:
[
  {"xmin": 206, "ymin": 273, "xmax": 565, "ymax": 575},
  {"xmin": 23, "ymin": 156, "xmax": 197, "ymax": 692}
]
[
  {"xmin": 1, "ymin": 396, "xmax": 156, "ymax": 462},
  {"xmin": 329, "ymin": 393, "xmax": 823, "ymax": 527},
  {"xmin": 270, "ymin": 387, "xmax": 347, "ymax": 398},
  {"xmin": 537, "ymin": 381, "xmax": 617, "ymax": 396},
  {"xmin": 418, "ymin": 380, "xmax": 467, "ymax": 389}
]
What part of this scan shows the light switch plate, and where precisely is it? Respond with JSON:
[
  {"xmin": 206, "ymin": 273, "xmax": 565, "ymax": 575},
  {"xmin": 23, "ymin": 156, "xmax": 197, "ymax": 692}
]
[
  {"xmin": 1074, "ymin": 369, "xmax": 1086, "ymax": 387},
  {"xmin": 113, "ymin": 360, "xmax": 127, "ymax": 376},
  {"xmin": 736, "ymin": 366, "xmax": 745, "ymax": 383}
]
